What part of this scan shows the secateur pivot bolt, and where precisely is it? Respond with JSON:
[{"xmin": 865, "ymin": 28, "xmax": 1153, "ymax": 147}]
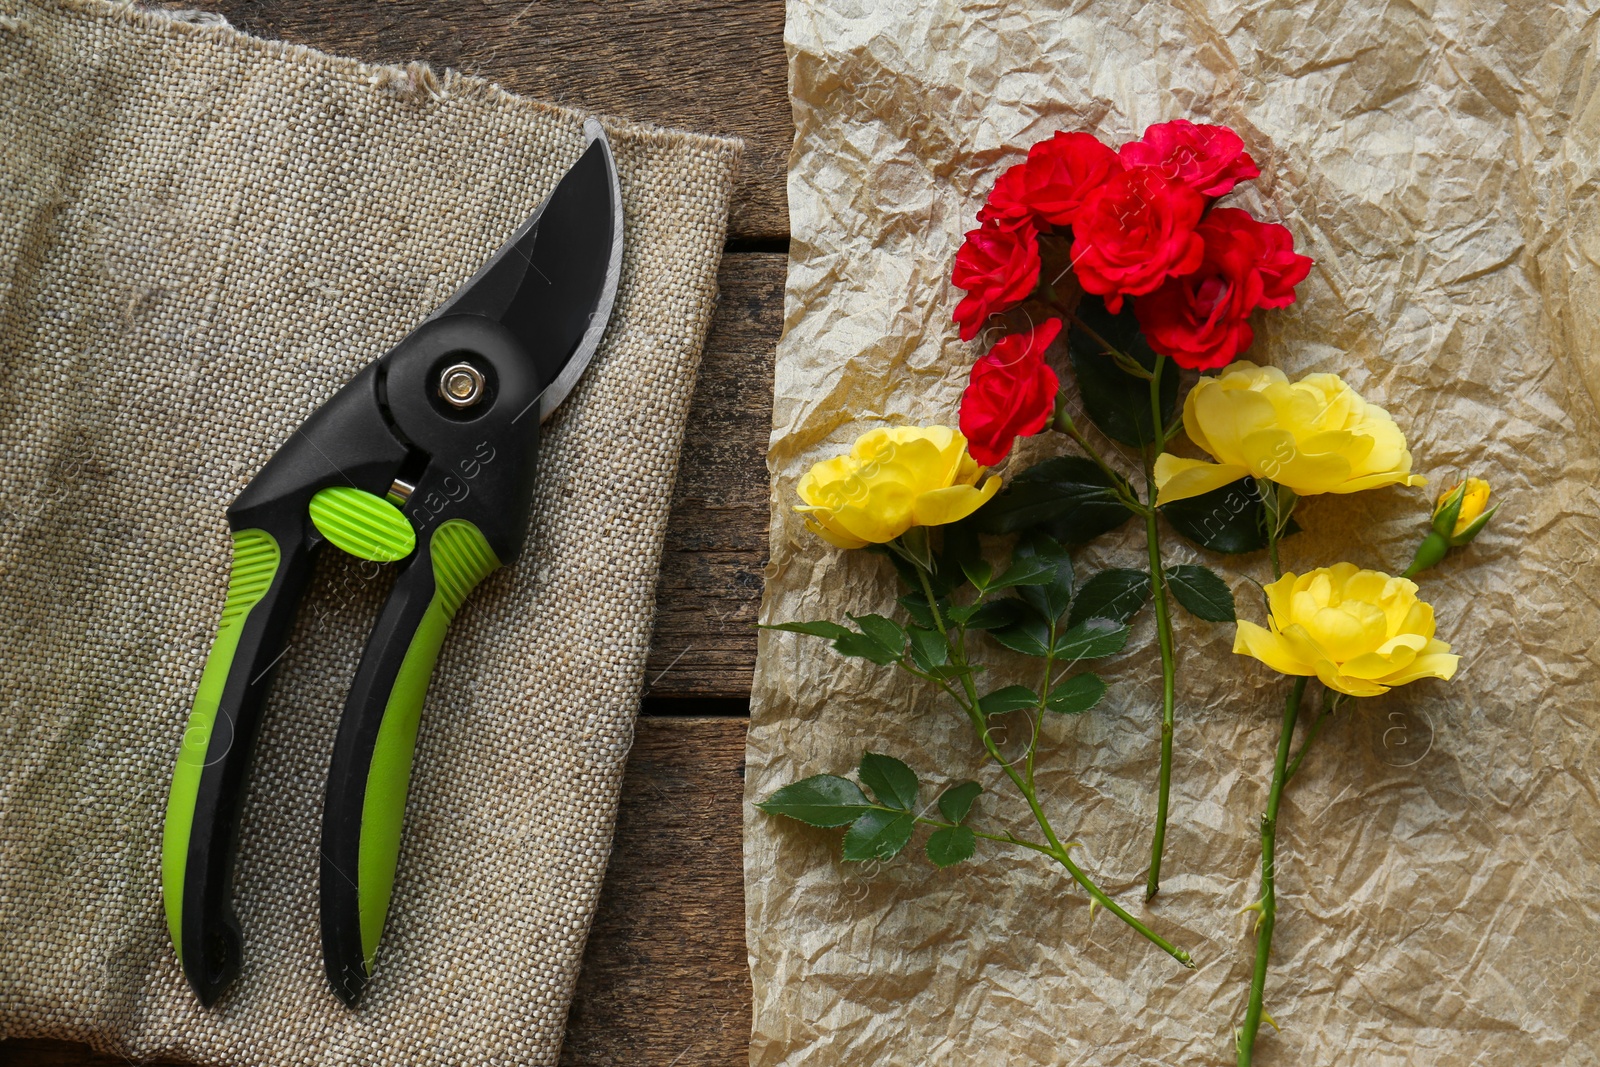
[{"xmin": 438, "ymin": 361, "xmax": 486, "ymax": 408}]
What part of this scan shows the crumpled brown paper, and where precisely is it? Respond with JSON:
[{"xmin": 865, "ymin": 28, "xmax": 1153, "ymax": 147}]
[{"xmin": 745, "ymin": 1, "xmax": 1600, "ymax": 1063}]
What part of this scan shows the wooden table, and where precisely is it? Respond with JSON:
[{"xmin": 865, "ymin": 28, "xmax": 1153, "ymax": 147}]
[{"xmin": 3, "ymin": 3, "xmax": 782, "ymax": 1063}]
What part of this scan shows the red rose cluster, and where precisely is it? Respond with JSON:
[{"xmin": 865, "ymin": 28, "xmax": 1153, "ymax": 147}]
[{"xmin": 953, "ymin": 120, "xmax": 1313, "ymax": 465}]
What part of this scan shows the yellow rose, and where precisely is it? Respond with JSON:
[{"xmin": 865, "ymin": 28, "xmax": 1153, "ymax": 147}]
[
  {"xmin": 1435, "ymin": 477, "xmax": 1493, "ymax": 540},
  {"xmin": 1233, "ymin": 563, "xmax": 1459, "ymax": 697},
  {"xmin": 1153, "ymin": 362, "xmax": 1426, "ymax": 505},
  {"xmin": 795, "ymin": 425, "xmax": 1000, "ymax": 549}
]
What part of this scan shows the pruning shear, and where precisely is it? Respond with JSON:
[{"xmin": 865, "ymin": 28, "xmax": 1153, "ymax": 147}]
[{"xmin": 161, "ymin": 119, "xmax": 623, "ymax": 1008}]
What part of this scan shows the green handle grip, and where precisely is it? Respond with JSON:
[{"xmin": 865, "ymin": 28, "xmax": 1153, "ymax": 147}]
[
  {"xmin": 162, "ymin": 525, "xmax": 310, "ymax": 1005},
  {"xmin": 319, "ymin": 519, "xmax": 500, "ymax": 1004}
]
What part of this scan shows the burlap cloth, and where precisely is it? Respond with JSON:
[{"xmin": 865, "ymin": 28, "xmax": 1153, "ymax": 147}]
[
  {"xmin": 748, "ymin": 1, "xmax": 1599, "ymax": 1064},
  {"xmin": 0, "ymin": 1, "xmax": 740, "ymax": 1063}
]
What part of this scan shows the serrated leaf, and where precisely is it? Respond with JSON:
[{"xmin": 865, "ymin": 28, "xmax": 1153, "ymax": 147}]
[
  {"xmin": 928, "ymin": 663, "xmax": 980, "ymax": 680},
  {"xmin": 897, "ymin": 593, "xmax": 934, "ymax": 630},
  {"xmin": 989, "ymin": 554, "xmax": 1055, "ymax": 590},
  {"xmin": 763, "ymin": 620, "xmax": 856, "ymax": 641},
  {"xmin": 1046, "ymin": 673, "xmax": 1108, "ymax": 714},
  {"xmin": 1052, "ymin": 617, "xmax": 1130, "ymax": 661},
  {"xmin": 1068, "ymin": 568, "xmax": 1152, "ymax": 628},
  {"xmin": 945, "ymin": 602, "xmax": 978, "ymax": 625},
  {"xmin": 987, "ymin": 614, "xmax": 1052, "ymax": 658},
  {"xmin": 906, "ymin": 626, "xmax": 949, "ymax": 671},
  {"xmin": 859, "ymin": 752, "xmax": 919, "ymax": 811},
  {"xmin": 1159, "ymin": 477, "xmax": 1277, "ymax": 555},
  {"xmin": 961, "ymin": 558, "xmax": 994, "ymax": 590},
  {"xmin": 756, "ymin": 775, "xmax": 873, "ymax": 827},
  {"xmin": 937, "ymin": 780, "xmax": 982, "ymax": 824},
  {"xmin": 978, "ymin": 684, "xmax": 1040, "ymax": 716},
  {"xmin": 971, "ymin": 456, "xmax": 1136, "ymax": 545},
  {"xmin": 833, "ymin": 632, "xmax": 902, "ymax": 665},
  {"xmin": 850, "ymin": 613, "xmax": 906, "ymax": 653},
  {"xmin": 966, "ymin": 598, "xmax": 1028, "ymax": 631},
  {"xmin": 1011, "ymin": 532, "xmax": 1075, "ymax": 622},
  {"xmin": 925, "ymin": 825, "xmax": 977, "ymax": 868},
  {"xmin": 1165, "ymin": 563, "xmax": 1237, "ymax": 622},
  {"xmin": 1067, "ymin": 294, "xmax": 1178, "ymax": 447},
  {"xmin": 842, "ymin": 808, "xmax": 915, "ymax": 861}
]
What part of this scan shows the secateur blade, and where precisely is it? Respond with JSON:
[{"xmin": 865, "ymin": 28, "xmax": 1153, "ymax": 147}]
[{"xmin": 428, "ymin": 116, "xmax": 624, "ymax": 421}]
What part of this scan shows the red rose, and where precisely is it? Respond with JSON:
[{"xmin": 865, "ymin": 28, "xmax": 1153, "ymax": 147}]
[
  {"xmin": 1251, "ymin": 217, "xmax": 1314, "ymax": 308},
  {"xmin": 1134, "ymin": 208, "xmax": 1312, "ymax": 370},
  {"xmin": 959, "ymin": 318, "xmax": 1063, "ymax": 466},
  {"xmin": 1119, "ymin": 120, "xmax": 1260, "ymax": 198},
  {"xmin": 978, "ymin": 132, "xmax": 1123, "ymax": 230},
  {"xmin": 952, "ymin": 220, "xmax": 1041, "ymax": 341},
  {"xmin": 1071, "ymin": 169, "xmax": 1205, "ymax": 312}
]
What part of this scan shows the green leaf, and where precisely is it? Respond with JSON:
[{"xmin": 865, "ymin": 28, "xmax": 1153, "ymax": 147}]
[
  {"xmin": 966, "ymin": 598, "xmax": 1027, "ymax": 631},
  {"xmin": 1052, "ymin": 617, "xmax": 1130, "ymax": 660},
  {"xmin": 896, "ymin": 593, "xmax": 937, "ymax": 630},
  {"xmin": 1068, "ymin": 568, "xmax": 1152, "ymax": 628},
  {"xmin": 842, "ymin": 809, "xmax": 915, "ymax": 861},
  {"xmin": 765, "ymin": 618, "xmax": 901, "ymax": 666},
  {"xmin": 763, "ymin": 620, "xmax": 856, "ymax": 641},
  {"xmin": 978, "ymin": 684, "xmax": 1040, "ymax": 716},
  {"xmin": 756, "ymin": 775, "xmax": 873, "ymax": 827},
  {"xmin": 986, "ymin": 612, "xmax": 1051, "ymax": 658},
  {"xmin": 833, "ymin": 632, "xmax": 903, "ymax": 665},
  {"xmin": 859, "ymin": 752, "xmax": 919, "ymax": 811},
  {"xmin": 1046, "ymin": 673, "xmax": 1108, "ymax": 714},
  {"xmin": 935, "ymin": 519, "xmax": 983, "ymax": 593},
  {"xmin": 945, "ymin": 602, "xmax": 979, "ymax": 625},
  {"xmin": 850, "ymin": 613, "xmax": 906, "ymax": 653},
  {"xmin": 905, "ymin": 627, "xmax": 949, "ymax": 672},
  {"xmin": 989, "ymin": 554, "xmax": 1055, "ymax": 589},
  {"xmin": 960, "ymin": 558, "xmax": 994, "ymax": 590},
  {"xmin": 1010, "ymin": 533, "xmax": 1075, "ymax": 622},
  {"xmin": 1160, "ymin": 477, "xmax": 1303, "ymax": 555},
  {"xmin": 1066, "ymin": 294, "xmax": 1178, "ymax": 448},
  {"xmin": 937, "ymin": 780, "xmax": 982, "ymax": 824},
  {"xmin": 925, "ymin": 825, "xmax": 977, "ymax": 868},
  {"xmin": 927, "ymin": 663, "xmax": 979, "ymax": 681},
  {"xmin": 1165, "ymin": 563, "xmax": 1237, "ymax": 622},
  {"xmin": 972, "ymin": 456, "xmax": 1135, "ymax": 545}
]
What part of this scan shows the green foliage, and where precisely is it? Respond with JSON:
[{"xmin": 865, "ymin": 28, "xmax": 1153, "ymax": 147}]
[
  {"xmin": 1010, "ymin": 533, "xmax": 1075, "ymax": 622},
  {"xmin": 859, "ymin": 752, "xmax": 919, "ymax": 811},
  {"xmin": 1046, "ymin": 673, "xmax": 1108, "ymax": 714},
  {"xmin": 937, "ymin": 781, "xmax": 982, "ymax": 824},
  {"xmin": 925, "ymin": 825, "xmax": 977, "ymax": 867},
  {"xmin": 1165, "ymin": 564, "xmax": 1237, "ymax": 622},
  {"xmin": 756, "ymin": 775, "xmax": 872, "ymax": 827},
  {"xmin": 1052, "ymin": 617, "xmax": 1131, "ymax": 661},
  {"xmin": 843, "ymin": 809, "xmax": 916, "ymax": 861},
  {"xmin": 1160, "ymin": 477, "xmax": 1298, "ymax": 555},
  {"xmin": 1068, "ymin": 568, "xmax": 1152, "ymax": 628},
  {"xmin": 906, "ymin": 627, "xmax": 949, "ymax": 671},
  {"xmin": 978, "ymin": 684, "xmax": 1040, "ymax": 716},
  {"xmin": 1067, "ymin": 295, "xmax": 1179, "ymax": 448},
  {"xmin": 973, "ymin": 456, "xmax": 1135, "ymax": 544}
]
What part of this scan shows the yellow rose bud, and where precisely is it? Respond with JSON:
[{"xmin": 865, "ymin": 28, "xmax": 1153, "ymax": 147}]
[
  {"xmin": 1233, "ymin": 563, "xmax": 1459, "ymax": 698},
  {"xmin": 1434, "ymin": 477, "xmax": 1492, "ymax": 540},
  {"xmin": 1153, "ymin": 362, "xmax": 1426, "ymax": 506},
  {"xmin": 795, "ymin": 425, "xmax": 1000, "ymax": 549}
]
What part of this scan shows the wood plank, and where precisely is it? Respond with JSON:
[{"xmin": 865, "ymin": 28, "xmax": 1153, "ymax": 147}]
[
  {"xmin": 645, "ymin": 252, "xmax": 779, "ymax": 701},
  {"xmin": 0, "ymin": 717, "xmax": 751, "ymax": 1067},
  {"xmin": 178, "ymin": 0, "xmax": 790, "ymax": 242}
]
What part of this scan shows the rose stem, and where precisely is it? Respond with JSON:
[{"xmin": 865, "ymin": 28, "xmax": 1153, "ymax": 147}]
[
  {"xmin": 1237, "ymin": 675, "xmax": 1309, "ymax": 1065},
  {"xmin": 1142, "ymin": 355, "xmax": 1180, "ymax": 900},
  {"xmin": 913, "ymin": 561, "xmax": 1194, "ymax": 969}
]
